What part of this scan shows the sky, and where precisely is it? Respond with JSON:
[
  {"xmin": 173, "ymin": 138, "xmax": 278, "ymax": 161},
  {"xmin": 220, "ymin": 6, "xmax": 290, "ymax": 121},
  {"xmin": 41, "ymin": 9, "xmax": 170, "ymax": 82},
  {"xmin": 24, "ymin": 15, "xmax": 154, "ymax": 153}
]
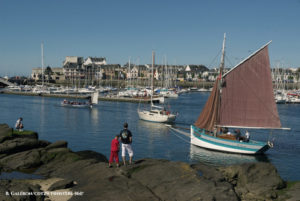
[{"xmin": 0, "ymin": 0, "xmax": 299, "ymax": 76}]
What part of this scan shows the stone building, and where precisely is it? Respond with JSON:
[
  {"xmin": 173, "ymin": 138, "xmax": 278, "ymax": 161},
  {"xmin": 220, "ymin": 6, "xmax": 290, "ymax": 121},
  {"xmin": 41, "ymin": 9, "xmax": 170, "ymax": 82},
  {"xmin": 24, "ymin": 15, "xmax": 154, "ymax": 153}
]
[
  {"xmin": 100, "ymin": 64, "xmax": 121, "ymax": 80},
  {"xmin": 31, "ymin": 68, "xmax": 44, "ymax": 81},
  {"xmin": 83, "ymin": 57, "xmax": 107, "ymax": 82},
  {"xmin": 63, "ymin": 56, "xmax": 84, "ymax": 80},
  {"xmin": 31, "ymin": 67, "xmax": 64, "ymax": 82}
]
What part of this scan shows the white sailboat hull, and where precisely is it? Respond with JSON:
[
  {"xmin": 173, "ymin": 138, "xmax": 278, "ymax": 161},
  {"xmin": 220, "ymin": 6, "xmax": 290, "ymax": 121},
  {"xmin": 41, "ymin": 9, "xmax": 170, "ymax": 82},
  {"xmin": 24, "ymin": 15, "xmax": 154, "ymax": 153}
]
[
  {"xmin": 138, "ymin": 110, "xmax": 176, "ymax": 123},
  {"xmin": 190, "ymin": 125, "xmax": 269, "ymax": 155}
]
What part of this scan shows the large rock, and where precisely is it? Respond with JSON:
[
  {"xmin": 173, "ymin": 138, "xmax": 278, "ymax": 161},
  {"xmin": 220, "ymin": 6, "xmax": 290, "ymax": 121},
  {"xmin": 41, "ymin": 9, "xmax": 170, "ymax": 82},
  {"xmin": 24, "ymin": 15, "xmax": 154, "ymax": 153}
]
[
  {"xmin": 277, "ymin": 181, "xmax": 300, "ymax": 201},
  {"xmin": 37, "ymin": 157, "xmax": 238, "ymax": 201},
  {"xmin": 12, "ymin": 131, "xmax": 38, "ymax": 140},
  {"xmin": 0, "ymin": 138, "xmax": 40, "ymax": 155},
  {"xmin": 0, "ymin": 124, "xmax": 13, "ymax": 143},
  {"xmin": 76, "ymin": 150, "xmax": 108, "ymax": 162},
  {"xmin": 0, "ymin": 124, "xmax": 38, "ymax": 143},
  {"xmin": 0, "ymin": 149, "xmax": 43, "ymax": 171},
  {"xmin": 129, "ymin": 159, "xmax": 238, "ymax": 201},
  {"xmin": 45, "ymin": 140, "xmax": 68, "ymax": 150},
  {"xmin": 219, "ymin": 162, "xmax": 286, "ymax": 200},
  {"xmin": 48, "ymin": 179, "xmax": 75, "ymax": 191},
  {"xmin": 38, "ymin": 140, "xmax": 51, "ymax": 148},
  {"xmin": 67, "ymin": 161, "xmax": 164, "ymax": 201},
  {"xmin": 0, "ymin": 179, "xmax": 44, "ymax": 201}
]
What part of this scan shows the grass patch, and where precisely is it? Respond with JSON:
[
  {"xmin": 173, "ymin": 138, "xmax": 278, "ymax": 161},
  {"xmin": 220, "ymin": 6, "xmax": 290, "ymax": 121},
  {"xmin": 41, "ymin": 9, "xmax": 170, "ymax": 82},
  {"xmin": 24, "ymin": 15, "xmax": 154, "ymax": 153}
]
[
  {"xmin": 13, "ymin": 130, "xmax": 37, "ymax": 135},
  {"xmin": 286, "ymin": 181, "xmax": 298, "ymax": 189},
  {"xmin": 276, "ymin": 181, "xmax": 300, "ymax": 198}
]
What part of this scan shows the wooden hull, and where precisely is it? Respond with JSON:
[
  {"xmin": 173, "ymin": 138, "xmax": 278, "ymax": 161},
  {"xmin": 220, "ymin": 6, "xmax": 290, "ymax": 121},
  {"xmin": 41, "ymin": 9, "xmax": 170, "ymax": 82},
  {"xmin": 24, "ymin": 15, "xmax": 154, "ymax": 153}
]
[
  {"xmin": 190, "ymin": 125, "xmax": 270, "ymax": 155},
  {"xmin": 61, "ymin": 102, "xmax": 92, "ymax": 108}
]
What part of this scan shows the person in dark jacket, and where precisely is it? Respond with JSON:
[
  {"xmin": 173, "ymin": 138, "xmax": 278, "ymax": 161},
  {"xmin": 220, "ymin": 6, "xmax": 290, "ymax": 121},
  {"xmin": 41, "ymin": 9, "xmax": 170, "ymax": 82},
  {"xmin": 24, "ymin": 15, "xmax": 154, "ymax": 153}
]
[{"xmin": 119, "ymin": 122, "xmax": 133, "ymax": 165}]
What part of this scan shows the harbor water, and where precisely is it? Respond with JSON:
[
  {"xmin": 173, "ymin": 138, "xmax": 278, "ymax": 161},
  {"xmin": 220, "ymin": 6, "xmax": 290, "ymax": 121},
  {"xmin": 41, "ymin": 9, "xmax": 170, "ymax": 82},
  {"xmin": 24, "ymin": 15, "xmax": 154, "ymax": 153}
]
[{"xmin": 0, "ymin": 93, "xmax": 299, "ymax": 181}]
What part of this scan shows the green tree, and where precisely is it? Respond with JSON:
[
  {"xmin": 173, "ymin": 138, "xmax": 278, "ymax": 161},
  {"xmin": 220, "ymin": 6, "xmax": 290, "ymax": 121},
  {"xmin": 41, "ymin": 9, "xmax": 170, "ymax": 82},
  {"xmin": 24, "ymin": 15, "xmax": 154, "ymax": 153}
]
[{"xmin": 44, "ymin": 66, "xmax": 53, "ymax": 81}]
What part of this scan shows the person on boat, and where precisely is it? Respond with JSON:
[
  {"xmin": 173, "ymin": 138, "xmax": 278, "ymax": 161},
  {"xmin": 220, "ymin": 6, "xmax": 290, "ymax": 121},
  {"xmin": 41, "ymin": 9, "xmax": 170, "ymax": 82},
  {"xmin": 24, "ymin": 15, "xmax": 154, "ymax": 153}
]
[
  {"xmin": 222, "ymin": 127, "xmax": 228, "ymax": 134},
  {"xmin": 87, "ymin": 96, "xmax": 92, "ymax": 105},
  {"xmin": 119, "ymin": 122, "xmax": 133, "ymax": 166},
  {"xmin": 15, "ymin": 117, "xmax": 23, "ymax": 131},
  {"xmin": 245, "ymin": 131, "xmax": 250, "ymax": 142},
  {"xmin": 108, "ymin": 135, "xmax": 120, "ymax": 168},
  {"xmin": 234, "ymin": 129, "xmax": 241, "ymax": 141}
]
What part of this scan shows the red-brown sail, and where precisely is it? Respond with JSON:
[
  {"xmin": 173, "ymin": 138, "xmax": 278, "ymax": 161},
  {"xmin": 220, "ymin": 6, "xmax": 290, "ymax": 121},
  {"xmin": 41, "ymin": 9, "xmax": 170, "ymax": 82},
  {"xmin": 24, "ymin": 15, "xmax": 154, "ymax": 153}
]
[
  {"xmin": 194, "ymin": 78, "xmax": 220, "ymax": 132},
  {"xmin": 219, "ymin": 45, "xmax": 281, "ymax": 128}
]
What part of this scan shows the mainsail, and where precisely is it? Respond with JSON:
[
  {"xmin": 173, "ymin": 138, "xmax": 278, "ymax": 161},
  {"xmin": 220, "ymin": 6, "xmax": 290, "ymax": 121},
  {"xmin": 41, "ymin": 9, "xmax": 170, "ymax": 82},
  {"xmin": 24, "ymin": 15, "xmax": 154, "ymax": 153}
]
[
  {"xmin": 219, "ymin": 44, "xmax": 281, "ymax": 129},
  {"xmin": 195, "ymin": 42, "xmax": 282, "ymax": 130}
]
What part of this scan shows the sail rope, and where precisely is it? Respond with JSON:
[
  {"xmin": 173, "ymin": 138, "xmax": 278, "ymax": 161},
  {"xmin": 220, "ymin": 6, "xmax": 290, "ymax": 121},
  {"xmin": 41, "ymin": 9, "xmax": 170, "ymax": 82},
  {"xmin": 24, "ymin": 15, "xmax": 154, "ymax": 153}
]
[
  {"xmin": 225, "ymin": 54, "xmax": 234, "ymax": 68},
  {"xmin": 166, "ymin": 125, "xmax": 191, "ymax": 143},
  {"xmin": 207, "ymin": 49, "xmax": 222, "ymax": 69}
]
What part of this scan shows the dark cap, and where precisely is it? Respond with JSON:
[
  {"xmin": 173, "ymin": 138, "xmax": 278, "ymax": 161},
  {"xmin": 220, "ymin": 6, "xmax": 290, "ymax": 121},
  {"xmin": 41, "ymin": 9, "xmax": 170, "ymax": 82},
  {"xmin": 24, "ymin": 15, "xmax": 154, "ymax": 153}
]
[{"xmin": 123, "ymin": 122, "xmax": 128, "ymax": 128}]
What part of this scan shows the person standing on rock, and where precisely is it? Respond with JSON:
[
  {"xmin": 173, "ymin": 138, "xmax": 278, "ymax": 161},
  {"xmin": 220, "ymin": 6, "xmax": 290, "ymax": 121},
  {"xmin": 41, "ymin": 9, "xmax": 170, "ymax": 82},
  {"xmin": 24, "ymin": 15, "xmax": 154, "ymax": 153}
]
[
  {"xmin": 15, "ymin": 117, "xmax": 23, "ymax": 131},
  {"xmin": 119, "ymin": 122, "xmax": 133, "ymax": 166},
  {"xmin": 109, "ymin": 135, "xmax": 120, "ymax": 168}
]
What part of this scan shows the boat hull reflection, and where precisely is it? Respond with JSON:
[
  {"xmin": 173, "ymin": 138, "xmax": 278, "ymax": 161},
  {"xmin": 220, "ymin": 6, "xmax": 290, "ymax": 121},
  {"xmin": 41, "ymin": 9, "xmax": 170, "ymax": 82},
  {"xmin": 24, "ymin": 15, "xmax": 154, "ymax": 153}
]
[{"xmin": 190, "ymin": 144, "xmax": 269, "ymax": 166}]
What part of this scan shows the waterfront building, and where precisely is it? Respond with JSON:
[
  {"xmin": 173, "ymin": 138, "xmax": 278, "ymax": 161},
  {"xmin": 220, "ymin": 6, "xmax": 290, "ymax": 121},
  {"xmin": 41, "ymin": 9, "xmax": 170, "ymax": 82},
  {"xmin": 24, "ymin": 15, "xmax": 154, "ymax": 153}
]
[
  {"xmin": 63, "ymin": 56, "xmax": 84, "ymax": 81},
  {"xmin": 271, "ymin": 67, "xmax": 300, "ymax": 84},
  {"xmin": 137, "ymin": 65, "xmax": 149, "ymax": 81},
  {"xmin": 127, "ymin": 65, "xmax": 139, "ymax": 79},
  {"xmin": 185, "ymin": 65, "xmax": 207, "ymax": 81},
  {"xmin": 31, "ymin": 68, "xmax": 44, "ymax": 81},
  {"xmin": 101, "ymin": 64, "xmax": 121, "ymax": 80},
  {"xmin": 49, "ymin": 68, "xmax": 65, "ymax": 81},
  {"xmin": 31, "ymin": 67, "xmax": 64, "ymax": 82},
  {"xmin": 83, "ymin": 57, "xmax": 107, "ymax": 84}
]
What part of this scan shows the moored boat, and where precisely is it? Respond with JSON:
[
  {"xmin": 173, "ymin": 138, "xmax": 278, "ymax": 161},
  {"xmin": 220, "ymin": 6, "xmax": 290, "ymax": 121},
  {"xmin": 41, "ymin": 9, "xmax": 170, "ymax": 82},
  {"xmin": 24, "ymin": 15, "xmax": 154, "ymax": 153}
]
[{"xmin": 137, "ymin": 52, "xmax": 176, "ymax": 123}]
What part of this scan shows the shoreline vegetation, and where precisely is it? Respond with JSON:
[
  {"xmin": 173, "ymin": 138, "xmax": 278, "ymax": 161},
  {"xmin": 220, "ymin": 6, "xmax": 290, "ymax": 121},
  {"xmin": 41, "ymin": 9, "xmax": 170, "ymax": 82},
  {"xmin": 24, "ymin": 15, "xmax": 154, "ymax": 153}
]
[{"xmin": 0, "ymin": 123, "xmax": 299, "ymax": 201}]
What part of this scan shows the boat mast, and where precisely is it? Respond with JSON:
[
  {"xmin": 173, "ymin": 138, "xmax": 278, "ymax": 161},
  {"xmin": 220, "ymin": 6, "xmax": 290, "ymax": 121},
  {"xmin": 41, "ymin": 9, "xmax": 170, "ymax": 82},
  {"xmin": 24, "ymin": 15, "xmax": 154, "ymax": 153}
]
[
  {"xmin": 128, "ymin": 57, "xmax": 131, "ymax": 88},
  {"xmin": 41, "ymin": 42, "xmax": 44, "ymax": 86},
  {"xmin": 151, "ymin": 51, "xmax": 155, "ymax": 104},
  {"xmin": 216, "ymin": 33, "xmax": 226, "ymax": 133},
  {"xmin": 220, "ymin": 33, "xmax": 226, "ymax": 81}
]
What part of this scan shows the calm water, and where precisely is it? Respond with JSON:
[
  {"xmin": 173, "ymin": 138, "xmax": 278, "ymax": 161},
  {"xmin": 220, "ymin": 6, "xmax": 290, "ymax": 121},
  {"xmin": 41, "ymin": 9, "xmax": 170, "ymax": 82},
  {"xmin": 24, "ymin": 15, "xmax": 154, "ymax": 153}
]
[{"xmin": 0, "ymin": 93, "xmax": 299, "ymax": 181}]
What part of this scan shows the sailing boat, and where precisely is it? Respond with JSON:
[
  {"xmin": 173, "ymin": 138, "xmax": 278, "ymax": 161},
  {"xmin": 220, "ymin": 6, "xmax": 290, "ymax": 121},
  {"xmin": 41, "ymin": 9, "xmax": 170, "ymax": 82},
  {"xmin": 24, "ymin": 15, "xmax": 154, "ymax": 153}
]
[
  {"xmin": 61, "ymin": 91, "xmax": 99, "ymax": 108},
  {"xmin": 137, "ymin": 52, "xmax": 177, "ymax": 123},
  {"xmin": 191, "ymin": 34, "xmax": 289, "ymax": 154}
]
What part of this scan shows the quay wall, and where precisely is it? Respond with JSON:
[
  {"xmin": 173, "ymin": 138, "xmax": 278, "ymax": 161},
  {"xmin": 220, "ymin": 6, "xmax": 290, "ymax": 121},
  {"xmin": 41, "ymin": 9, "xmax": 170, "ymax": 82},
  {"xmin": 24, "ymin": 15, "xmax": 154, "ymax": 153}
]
[{"xmin": 0, "ymin": 91, "xmax": 157, "ymax": 104}]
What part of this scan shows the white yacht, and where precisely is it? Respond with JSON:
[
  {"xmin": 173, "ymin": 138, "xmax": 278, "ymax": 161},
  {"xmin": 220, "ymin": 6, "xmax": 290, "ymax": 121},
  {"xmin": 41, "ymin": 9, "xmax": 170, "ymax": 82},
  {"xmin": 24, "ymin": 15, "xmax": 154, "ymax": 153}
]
[{"xmin": 137, "ymin": 52, "xmax": 176, "ymax": 123}]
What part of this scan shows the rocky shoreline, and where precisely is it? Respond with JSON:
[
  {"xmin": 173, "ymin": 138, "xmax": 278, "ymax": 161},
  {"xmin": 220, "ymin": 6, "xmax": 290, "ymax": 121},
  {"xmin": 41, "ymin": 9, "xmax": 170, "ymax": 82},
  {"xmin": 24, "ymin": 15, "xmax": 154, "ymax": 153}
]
[{"xmin": 0, "ymin": 123, "xmax": 299, "ymax": 201}]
